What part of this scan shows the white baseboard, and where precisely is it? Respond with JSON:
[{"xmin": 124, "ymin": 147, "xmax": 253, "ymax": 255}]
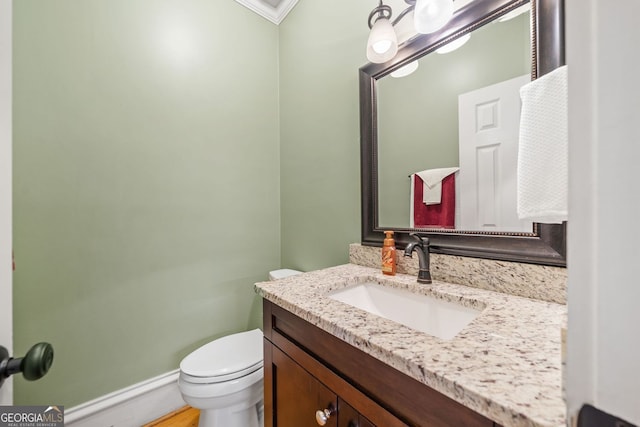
[{"xmin": 65, "ymin": 369, "xmax": 186, "ymax": 427}]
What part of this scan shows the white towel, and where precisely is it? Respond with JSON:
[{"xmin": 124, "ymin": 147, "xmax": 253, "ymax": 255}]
[
  {"xmin": 517, "ymin": 65, "xmax": 568, "ymax": 223},
  {"xmin": 415, "ymin": 167, "xmax": 459, "ymax": 205}
]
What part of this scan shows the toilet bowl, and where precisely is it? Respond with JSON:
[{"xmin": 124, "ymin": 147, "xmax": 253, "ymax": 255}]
[{"xmin": 178, "ymin": 329, "xmax": 264, "ymax": 427}]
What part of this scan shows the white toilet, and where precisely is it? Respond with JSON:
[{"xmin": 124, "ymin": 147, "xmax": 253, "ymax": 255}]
[
  {"xmin": 178, "ymin": 329, "xmax": 265, "ymax": 427},
  {"xmin": 178, "ymin": 269, "xmax": 301, "ymax": 427},
  {"xmin": 268, "ymin": 268, "xmax": 302, "ymax": 280}
]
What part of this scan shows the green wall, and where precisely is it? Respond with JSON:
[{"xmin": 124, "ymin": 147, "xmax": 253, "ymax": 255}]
[
  {"xmin": 278, "ymin": 0, "xmax": 367, "ymax": 272},
  {"xmin": 13, "ymin": 0, "xmax": 280, "ymax": 406}
]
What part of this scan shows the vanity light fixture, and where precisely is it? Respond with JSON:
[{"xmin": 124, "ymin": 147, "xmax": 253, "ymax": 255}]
[
  {"xmin": 436, "ymin": 32, "xmax": 471, "ymax": 54},
  {"xmin": 414, "ymin": 0, "xmax": 455, "ymax": 34},
  {"xmin": 366, "ymin": 0, "xmax": 455, "ymax": 64},
  {"xmin": 390, "ymin": 60, "xmax": 419, "ymax": 77},
  {"xmin": 367, "ymin": 2, "xmax": 398, "ymax": 63}
]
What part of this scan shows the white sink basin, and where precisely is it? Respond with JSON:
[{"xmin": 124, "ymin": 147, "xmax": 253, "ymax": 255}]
[{"xmin": 328, "ymin": 282, "xmax": 482, "ymax": 340}]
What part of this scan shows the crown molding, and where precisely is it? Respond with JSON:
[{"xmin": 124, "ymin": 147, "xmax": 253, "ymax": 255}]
[{"xmin": 234, "ymin": 0, "xmax": 300, "ymax": 25}]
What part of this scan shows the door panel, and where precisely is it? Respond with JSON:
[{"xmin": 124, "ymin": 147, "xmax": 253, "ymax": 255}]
[
  {"xmin": 0, "ymin": 0, "xmax": 13, "ymax": 405},
  {"xmin": 458, "ymin": 74, "xmax": 532, "ymax": 232}
]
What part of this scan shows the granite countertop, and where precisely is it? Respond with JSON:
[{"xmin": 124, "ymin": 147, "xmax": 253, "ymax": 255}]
[{"xmin": 255, "ymin": 263, "xmax": 567, "ymax": 427}]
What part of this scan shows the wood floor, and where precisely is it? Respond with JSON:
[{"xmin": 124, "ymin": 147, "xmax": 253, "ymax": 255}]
[{"xmin": 143, "ymin": 406, "xmax": 200, "ymax": 427}]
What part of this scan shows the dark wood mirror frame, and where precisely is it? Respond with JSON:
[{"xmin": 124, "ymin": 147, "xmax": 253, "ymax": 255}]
[{"xmin": 359, "ymin": 0, "xmax": 566, "ymax": 266}]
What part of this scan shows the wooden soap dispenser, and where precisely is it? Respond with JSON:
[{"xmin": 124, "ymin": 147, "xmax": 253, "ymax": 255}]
[{"xmin": 381, "ymin": 230, "xmax": 397, "ymax": 276}]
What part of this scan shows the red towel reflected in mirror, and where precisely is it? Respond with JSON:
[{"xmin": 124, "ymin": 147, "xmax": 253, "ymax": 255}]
[{"xmin": 413, "ymin": 174, "xmax": 456, "ymax": 229}]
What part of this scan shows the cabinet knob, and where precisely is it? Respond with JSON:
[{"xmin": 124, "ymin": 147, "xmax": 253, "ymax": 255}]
[{"xmin": 315, "ymin": 407, "xmax": 334, "ymax": 426}]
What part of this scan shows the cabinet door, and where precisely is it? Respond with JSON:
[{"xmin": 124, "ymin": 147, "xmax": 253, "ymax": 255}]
[
  {"xmin": 338, "ymin": 399, "xmax": 375, "ymax": 427},
  {"xmin": 271, "ymin": 344, "xmax": 338, "ymax": 427}
]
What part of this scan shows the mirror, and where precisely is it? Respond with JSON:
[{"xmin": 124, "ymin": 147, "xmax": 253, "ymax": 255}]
[
  {"xmin": 378, "ymin": 7, "xmax": 531, "ymax": 232},
  {"xmin": 360, "ymin": 0, "xmax": 566, "ymax": 266}
]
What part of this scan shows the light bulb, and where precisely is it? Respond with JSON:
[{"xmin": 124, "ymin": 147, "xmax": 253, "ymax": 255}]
[
  {"xmin": 413, "ymin": 0, "xmax": 454, "ymax": 34},
  {"xmin": 436, "ymin": 33, "xmax": 471, "ymax": 54},
  {"xmin": 390, "ymin": 61, "xmax": 419, "ymax": 78},
  {"xmin": 373, "ymin": 40, "xmax": 392, "ymax": 54},
  {"xmin": 366, "ymin": 18, "xmax": 398, "ymax": 63}
]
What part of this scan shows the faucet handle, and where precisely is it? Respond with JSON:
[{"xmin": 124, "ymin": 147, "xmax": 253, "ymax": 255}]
[
  {"xmin": 409, "ymin": 232, "xmax": 422, "ymax": 241},
  {"xmin": 409, "ymin": 232, "xmax": 429, "ymax": 248}
]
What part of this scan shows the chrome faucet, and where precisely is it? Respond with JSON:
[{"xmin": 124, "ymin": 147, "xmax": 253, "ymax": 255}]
[{"xmin": 404, "ymin": 233, "xmax": 432, "ymax": 284}]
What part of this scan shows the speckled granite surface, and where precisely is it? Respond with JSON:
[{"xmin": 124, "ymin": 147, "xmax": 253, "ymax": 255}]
[
  {"xmin": 255, "ymin": 263, "xmax": 567, "ymax": 427},
  {"xmin": 349, "ymin": 243, "xmax": 567, "ymax": 304}
]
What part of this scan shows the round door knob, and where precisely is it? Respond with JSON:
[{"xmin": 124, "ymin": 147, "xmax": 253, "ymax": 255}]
[
  {"xmin": 0, "ymin": 342, "xmax": 54, "ymax": 389},
  {"xmin": 22, "ymin": 342, "xmax": 54, "ymax": 381},
  {"xmin": 315, "ymin": 407, "xmax": 334, "ymax": 426}
]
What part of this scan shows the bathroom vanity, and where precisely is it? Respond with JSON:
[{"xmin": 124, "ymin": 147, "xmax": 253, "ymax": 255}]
[
  {"xmin": 263, "ymin": 301, "xmax": 495, "ymax": 426},
  {"xmin": 256, "ymin": 264, "xmax": 566, "ymax": 427}
]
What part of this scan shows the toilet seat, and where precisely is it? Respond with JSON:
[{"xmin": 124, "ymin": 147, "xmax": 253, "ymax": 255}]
[
  {"xmin": 180, "ymin": 329, "xmax": 263, "ymax": 384},
  {"xmin": 179, "ymin": 367, "xmax": 264, "ymax": 399},
  {"xmin": 180, "ymin": 361, "xmax": 263, "ymax": 384}
]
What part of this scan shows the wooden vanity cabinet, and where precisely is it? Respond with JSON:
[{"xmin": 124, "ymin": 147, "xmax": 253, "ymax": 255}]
[
  {"xmin": 263, "ymin": 300, "xmax": 500, "ymax": 427},
  {"xmin": 270, "ymin": 343, "xmax": 338, "ymax": 426},
  {"xmin": 269, "ymin": 343, "xmax": 380, "ymax": 427}
]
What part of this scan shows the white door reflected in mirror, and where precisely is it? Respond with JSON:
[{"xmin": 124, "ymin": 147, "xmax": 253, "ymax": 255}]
[{"xmin": 457, "ymin": 74, "xmax": 533, "ymax": 232}]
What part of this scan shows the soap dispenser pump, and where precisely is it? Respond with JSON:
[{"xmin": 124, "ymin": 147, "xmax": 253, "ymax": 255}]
[{"xmin": 381, "ymin": 230, "xmax": 397, "ymax": 276}]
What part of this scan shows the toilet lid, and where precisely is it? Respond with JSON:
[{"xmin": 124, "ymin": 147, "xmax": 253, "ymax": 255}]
[{"xmin": 180, "ymin": 329, "xmax": 263, "ymax": 379}]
